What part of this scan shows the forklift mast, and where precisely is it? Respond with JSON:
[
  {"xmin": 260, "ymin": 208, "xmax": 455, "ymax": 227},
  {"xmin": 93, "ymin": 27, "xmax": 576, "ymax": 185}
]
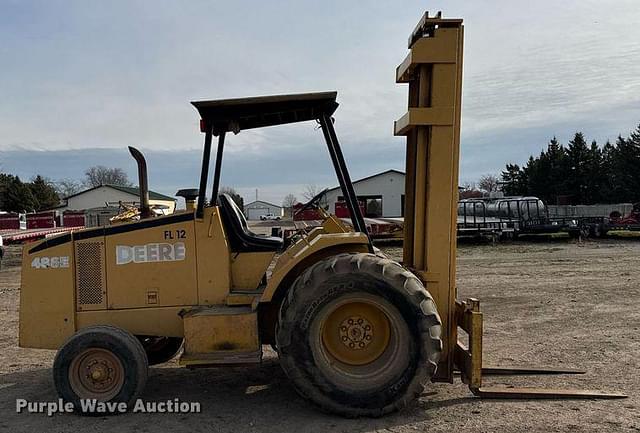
[
  {"xmin": 394, "ymin": 12, "xmax": 464, "ymax": 382},
  {"xmin": 396, "ymin": 12, "xmax": 624, "ymax": 399}
]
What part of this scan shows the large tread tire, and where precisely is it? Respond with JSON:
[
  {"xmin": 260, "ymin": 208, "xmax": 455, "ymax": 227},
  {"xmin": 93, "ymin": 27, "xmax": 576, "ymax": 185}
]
[
  {"xmin": 276, "ymin": 253, "xmax": 442, "ymax": 417},
  {"xmin": 137, "ymin": 336, "xmax": 183, "ymax": 366},
  {"xmin": 53, "ymin": 325, "xmax": 148, "ymax": 414}
]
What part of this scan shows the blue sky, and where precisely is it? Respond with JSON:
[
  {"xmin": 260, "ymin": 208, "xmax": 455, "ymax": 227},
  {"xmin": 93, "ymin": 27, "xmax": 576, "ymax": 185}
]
[{"xmin": 1, "ymin": 0, "xmax": 639, "ymax": 205}]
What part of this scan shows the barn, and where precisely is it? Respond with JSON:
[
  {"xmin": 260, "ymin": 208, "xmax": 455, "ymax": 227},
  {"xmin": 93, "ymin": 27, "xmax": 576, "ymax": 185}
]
[
  {"xmin": 244, "ymin": 200, "xmax": 284, "ymax": 220},
  {"xmin": 322, "ymin": 169, "xmax": 405, "ymax": 218},
  {"xmin": 59, "ymin": 184, "xmax": 177, "ymax": 213}
]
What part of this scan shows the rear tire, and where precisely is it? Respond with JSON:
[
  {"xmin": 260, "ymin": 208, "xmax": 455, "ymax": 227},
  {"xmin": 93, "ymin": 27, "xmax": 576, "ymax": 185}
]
[
  {"xmin": 53, "ymin": 325, "xmax": 148, "ymax": 414},
  {"xmin": 276, "ymin": 253, "xmax": 442, "ymax": 417}
]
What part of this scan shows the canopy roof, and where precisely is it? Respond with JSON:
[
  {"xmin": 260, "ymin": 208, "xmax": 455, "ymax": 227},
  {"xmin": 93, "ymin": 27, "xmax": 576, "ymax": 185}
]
[{"xmin": 191, "ymin": 91, "xmax": 338, "ymax": 133}]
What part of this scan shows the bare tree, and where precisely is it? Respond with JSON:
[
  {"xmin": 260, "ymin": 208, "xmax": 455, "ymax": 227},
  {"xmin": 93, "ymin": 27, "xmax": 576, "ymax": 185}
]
[
  {"xmin": 282, "ymin": 194, "xmax": 298, "ymax": 209},
  {"xmin": 220, "ymin": 186, "xmax": 244, "ymax": 209},
  {"xmin": 459, "ymin": 181, "xmax": 483, "ymax": 199},
  {"xmin": 55, "ymin": 178, "xmax": 83, "ymax": 198},
  {"xmin": 302, "ymin": 184, "xmax": 321, "ymax": 201},
  {"xmin": 460, "ymin": 181, "xmax": 475, "ymax": 191},
  {"xmin": 84, "ymin": 166, "xmax": 132, "ymax": 188},
  {"xmin": 478, "ymin": 174, "xmax": 499, "ymax": 193},
  {"xmin": 282, "ymin": 193, "xmax": 298, "ymax": 217}
]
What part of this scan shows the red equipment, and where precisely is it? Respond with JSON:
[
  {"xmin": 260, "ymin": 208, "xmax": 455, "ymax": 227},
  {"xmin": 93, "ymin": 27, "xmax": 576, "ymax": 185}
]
[
  {"xmin": 334, "ymin": 200, "xmax": 365, "ymax": 218},
  {"xmin": 0, "ymin": 213, "xmax": 21, "ymax": 230},
  {"xmin": 292, "ymin": 203, "xmax": 323, "ymax": 221},
  {"xmin": 62, "ymin": 211, "xmax": 86, "ymax": 228},
  {"xmin": 609, "ymin": 203, "xmax": 640, "ymax": 225},
  {"xmin": 26, "ymin": 212, "xmax": 56, "ymax": 229}
]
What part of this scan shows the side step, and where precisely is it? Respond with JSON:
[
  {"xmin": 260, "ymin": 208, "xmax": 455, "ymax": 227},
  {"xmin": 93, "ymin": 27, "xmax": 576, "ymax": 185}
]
[
  {"xmin": 178, "ymin": 305, "xmax": 262, "ymax": 367},
  {"xmin": 180, "ymin": 350, "xmax": 261, "ymax": 367}
]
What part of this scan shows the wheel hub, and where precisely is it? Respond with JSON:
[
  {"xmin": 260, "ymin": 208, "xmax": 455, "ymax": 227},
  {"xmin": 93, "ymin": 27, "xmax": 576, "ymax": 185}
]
[
  {"xmin": 339, "ymin": 316, "xmax": 373, "ymax": 350},
  {"xmin": 321, "ymin": 300, "xmax": 391, "ymax": 366},
  {"xmin": 69, "ymin": 348, "xmax": 124, "ymax": 400},
  {"xmin": 89, "ymin": 363, "xmax": 108, "ymax": 381}
]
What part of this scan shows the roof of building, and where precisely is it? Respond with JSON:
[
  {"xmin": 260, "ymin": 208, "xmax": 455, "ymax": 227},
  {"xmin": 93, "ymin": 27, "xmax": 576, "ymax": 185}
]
[
  {"xmin": 64, "ymin": 184, "xmax": 175, "ymax": 201},
  {"xmin": 325, "ymin": 169, "xmax": 405, "ymax": 192},
  {"xmin": 244, "ymin": 200, "xmax": 283, "ymax": 209}
]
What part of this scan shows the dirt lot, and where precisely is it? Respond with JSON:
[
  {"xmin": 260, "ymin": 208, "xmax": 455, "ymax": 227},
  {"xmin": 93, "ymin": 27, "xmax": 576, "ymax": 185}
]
[{"xmin": 1, "ymin": 240, "xmax": 638, "ymax": 432}]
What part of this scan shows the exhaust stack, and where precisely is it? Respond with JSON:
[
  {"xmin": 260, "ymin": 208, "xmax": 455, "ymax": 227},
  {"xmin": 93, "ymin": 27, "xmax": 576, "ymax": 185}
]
[{"xmin": 128, "ymin": 146, "xmax": 153, "ymax": 219}]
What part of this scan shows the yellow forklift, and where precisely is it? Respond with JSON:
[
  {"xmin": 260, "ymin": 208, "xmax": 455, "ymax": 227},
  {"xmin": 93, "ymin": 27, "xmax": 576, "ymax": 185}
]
[{"xmin": 19, "ymin": 11, "xmax": 623, "ymax": 417}]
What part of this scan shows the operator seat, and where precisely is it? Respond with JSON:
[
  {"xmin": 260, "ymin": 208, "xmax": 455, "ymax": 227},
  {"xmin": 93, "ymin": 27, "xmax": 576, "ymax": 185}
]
[{"xmin": 218, "ymin": 194, "xmax": 284, "ymax": 252}]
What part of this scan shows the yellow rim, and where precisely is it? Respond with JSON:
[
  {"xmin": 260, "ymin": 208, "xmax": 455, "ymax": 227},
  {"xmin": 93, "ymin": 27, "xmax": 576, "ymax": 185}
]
[
  {"xmin": 69, "ymin": 348, "xmax": 124, "ymax": 400},
  {"xmin": 321, "ymin": 300, "xmax": 391, "ymax": 366}
]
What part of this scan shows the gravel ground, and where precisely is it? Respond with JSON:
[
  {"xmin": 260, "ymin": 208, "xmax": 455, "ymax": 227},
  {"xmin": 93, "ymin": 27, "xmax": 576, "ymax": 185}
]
[{"xmin": 0, "ymin": 239, "xmax": 638, "ymax": 432}]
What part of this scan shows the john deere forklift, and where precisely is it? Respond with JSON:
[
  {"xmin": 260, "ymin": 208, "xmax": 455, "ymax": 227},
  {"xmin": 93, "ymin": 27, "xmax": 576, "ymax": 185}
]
[{"xmin": 19, "ymin": 12, "xmax": 623, "ymax": 417}]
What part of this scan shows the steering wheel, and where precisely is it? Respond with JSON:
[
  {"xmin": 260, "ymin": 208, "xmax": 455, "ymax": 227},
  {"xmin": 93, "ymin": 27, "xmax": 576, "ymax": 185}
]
[{"xmin": 294, "ymin": 188, "xmax": 329, "ymax": 217}]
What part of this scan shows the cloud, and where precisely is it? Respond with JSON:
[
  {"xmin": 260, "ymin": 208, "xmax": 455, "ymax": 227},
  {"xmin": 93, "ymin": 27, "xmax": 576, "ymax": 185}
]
[
  {"xmin": 0, "ymin": 130, "xmax": 406, "ymax": 206},
  {"xmin": 1, "ymin": 0, "xmax": 639, "ymax": 202}
]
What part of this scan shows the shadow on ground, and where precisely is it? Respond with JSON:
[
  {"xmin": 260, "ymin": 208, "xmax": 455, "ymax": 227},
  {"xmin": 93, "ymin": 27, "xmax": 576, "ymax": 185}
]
[{"xmin": 0, "ymin": 357, "xmax": 473, "ymax": 433}]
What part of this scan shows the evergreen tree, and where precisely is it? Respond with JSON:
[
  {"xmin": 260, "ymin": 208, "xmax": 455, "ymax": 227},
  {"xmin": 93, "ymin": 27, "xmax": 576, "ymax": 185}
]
[
  {"xmin": 546, "ymin": 137, "xmax": 569, "ymax": 201},
  {"xmin": 502, "ymin": 123, "xmax": 640, "ymax": 205},
  {"xmin": 566, "ymin": 132, "xmax": 590, "ymax": 204},
  {"xmin": 525, "ymin": 152, "xmax": 549, "ymax": 201},
  {"xmin": 609, "ymin": 135, "xmax": 636, "ymax": 202},
  {"xmin": 500, "ymin": 163, "xmax": 526, "ymax": 196},
  {"xmin": 626, "ymin": 124, "xmax": 640, "ymax": 202},
  {"xmin": 1, "ymin": 175, "xmax": 37, "ymax": 213},
  {"xmin": 584, "ymin": 140, "xmax": 604, "ymax": 204},
  {"xmin": 29, "ymin": 175, "xmax": 60, "ymax": 211},
  {"xmin": 601, "ymin": 140, "xmax": 616, "ymax": 201},
  {"xmin": 0, "ymin": 173, "xmax": 11, "ymax": 210}
]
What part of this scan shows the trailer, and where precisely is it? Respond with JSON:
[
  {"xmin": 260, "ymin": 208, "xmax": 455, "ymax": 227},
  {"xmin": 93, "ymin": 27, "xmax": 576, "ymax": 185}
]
[
  {"xmin": 62, "ymin": 211, "xmax": 86, "ymax": 228},
  {"xmin": 26, "ymin": 211, "xmax": 57, "ymax": 229},
  {"xmin": 459, "ymin": 197, "xmax": 582, "ymax": 239},
  {"xmin": 292, "ymin": 217, "xmax": 402, "ymax": 240},
  {"xmin": 0, "ymin": 213, "xmax": 26, "ymax": 230},
  {"xmin": 577, "ymin": 204, "xmax": 640, "ymax": 237},
  {"xmin": 0, "ymin": 227, "xmax": 79, "ymax": 244}
]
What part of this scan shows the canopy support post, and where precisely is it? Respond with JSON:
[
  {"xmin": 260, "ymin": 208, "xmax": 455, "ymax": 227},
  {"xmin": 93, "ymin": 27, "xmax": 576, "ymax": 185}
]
[
  {"xmin": 196, "ymin": 126, "xmax": 214, "ymax": 218},
  {"xmin": 319, "ymin": 113, "xmax": 373, "ymax": 252},
  {"xmin": 211, "ymin": 130, "xmax": 227, "ymax": 206}
]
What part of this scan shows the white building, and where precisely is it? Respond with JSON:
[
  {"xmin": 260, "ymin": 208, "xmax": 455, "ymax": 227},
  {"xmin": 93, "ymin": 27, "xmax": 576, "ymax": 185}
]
[
  {"xmin": 60, "ymin": 184, "xmax": 177, "ymax": 213},
  {"xmin": 322, "ymin": 169, "xmax": 405, "ymax": 218},
  {"xmin": 244, "ymin": 200, "xmax": 284, "ymax": 220}
]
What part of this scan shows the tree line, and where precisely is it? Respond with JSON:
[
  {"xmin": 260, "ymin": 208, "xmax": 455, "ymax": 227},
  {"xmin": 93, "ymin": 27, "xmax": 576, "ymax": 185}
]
[
  {"xmin": 500, "ymin": 123, "xmax": 640, "ymax": 205},
  {"xmin": 0, "ymin": 174, "xmax": 59, "ymax": 213},
  {"xmin": 0, "ymin": 166, "xmax": 132, "ymax": 213},
  {"xmin": 0, "ymin": 164, "xmax": 249, "ymax": 214}
]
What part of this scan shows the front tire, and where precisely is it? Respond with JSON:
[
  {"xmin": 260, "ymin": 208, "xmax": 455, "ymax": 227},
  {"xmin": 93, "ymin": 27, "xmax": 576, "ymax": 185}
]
[
  {"xmin": 276, "ymin": 253, "xmax": 442, "ymax": 417},
  {"xmin": 53, "ymin": 325, "xmax": 148, "ymax": 414}
]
